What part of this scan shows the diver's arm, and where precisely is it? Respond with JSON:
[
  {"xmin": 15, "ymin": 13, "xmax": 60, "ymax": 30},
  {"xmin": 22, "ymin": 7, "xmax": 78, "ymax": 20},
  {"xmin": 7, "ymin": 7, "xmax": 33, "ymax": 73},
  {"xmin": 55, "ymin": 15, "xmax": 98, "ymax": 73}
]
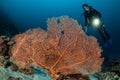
[
  {"xmin": 84, "ymin": 13, "xmax": 88, "ymax": 26},
  {"xmin": 84, "ymin": 13, "xmax": 88, "ymax": 32},
  {"xmin": 84, "ymin": 26, "xmax": 88, "ymax": 32}
]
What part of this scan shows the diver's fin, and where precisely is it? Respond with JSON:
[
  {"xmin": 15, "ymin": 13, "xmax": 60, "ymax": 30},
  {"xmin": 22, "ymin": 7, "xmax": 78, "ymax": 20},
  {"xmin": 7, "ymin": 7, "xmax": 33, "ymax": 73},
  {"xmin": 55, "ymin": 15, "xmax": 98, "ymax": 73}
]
[
  {"xmin": 104, "ymin": 38, "xmax": 112, "ymax": 48},
  {"xmin": 108, "ymin": 38, "xmax": 112, "ymax": 46},
  {"xmin": 104, "ymin": 43, "xmax": 108, "ymax": 48}
]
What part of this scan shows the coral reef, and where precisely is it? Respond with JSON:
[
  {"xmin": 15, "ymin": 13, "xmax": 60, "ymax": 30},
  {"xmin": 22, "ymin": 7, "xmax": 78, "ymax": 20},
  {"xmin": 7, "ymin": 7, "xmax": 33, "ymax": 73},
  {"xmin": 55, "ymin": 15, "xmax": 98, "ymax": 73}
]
[
  {"xmin": 100, "ymin": 57, "xmax": 120, "ymax": 80},
  {"xmin": 107, "ymin": 58, "xmax": 120, "ymax": 72},
  {"xmin": 0, "ymin": 35, "xmax": 14, "ymax": 56},
  {"xmin": 11, "ymin": 16, "xmax": 103, "ymax": 79},
  {"xmin": 0, "ymin": 36, "xmax": 14, "ymax": 67},
  {"xmin": 0, "ymin": 36, "xmax": 9, "ymax": 57},
  {"xmin": 0, "ymin": 65, "xmax": 53, "ymax": 80},
  {"xmin": 7, "ymin": 76, "xmax": 23, "ymax": 80},
  {"xmin": 89, "ymin": 57, "xmax": 120, "ymax": 80},
  {"xmin": 100, "ymin": 72, "xmax": 120, "ymax": 80},
  {"xmin": 57, "ymin": 73, "xmax": 90, "ymax": 80}
]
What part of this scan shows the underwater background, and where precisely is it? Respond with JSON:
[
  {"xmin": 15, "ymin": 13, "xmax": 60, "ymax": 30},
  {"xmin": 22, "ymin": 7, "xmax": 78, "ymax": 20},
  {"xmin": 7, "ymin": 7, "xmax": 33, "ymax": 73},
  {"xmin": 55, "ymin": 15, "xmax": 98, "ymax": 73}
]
[{"xmin": 0, "ymin": 0, "xmax": 120, "ymax": 80}]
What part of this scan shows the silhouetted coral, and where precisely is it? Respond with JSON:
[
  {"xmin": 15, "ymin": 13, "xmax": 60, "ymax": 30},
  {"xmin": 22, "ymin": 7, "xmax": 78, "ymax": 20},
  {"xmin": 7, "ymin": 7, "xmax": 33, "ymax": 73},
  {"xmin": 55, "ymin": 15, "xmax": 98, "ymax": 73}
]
[
  {"xmin": 0, "ymin": 36, "xmax": 8, "ymax": 56},
  {"xmin": 57, "ymin": 73, "xmax": 90, "ymax": 80},
  {"xmin": 0, "ymin": 36, "xmax": 14, "ymax": 57},
  {"xmin": 101, "ymin": 57, "xmax": 120, "ymax": 80},
  {"xmin": 100, "ymin": 72, "xmax": 120, "ymax": 80},
  {"xmin": 0, "ymin": 36, "xmax": 14, "ymax": 67},
  {"xmin": 7, "ymin": 76, "xmax": 23, "ymax": 80},
  {"xmin": 19, "ymin": 67, "xmax": 34, "ymax": 75},
  {"xmin": 11, "ymin": 16, "xmax": 103, "ymax": 79},
  {"xmin": 10, "ymin": 63, "xmax": 19, "ymax": 71}
]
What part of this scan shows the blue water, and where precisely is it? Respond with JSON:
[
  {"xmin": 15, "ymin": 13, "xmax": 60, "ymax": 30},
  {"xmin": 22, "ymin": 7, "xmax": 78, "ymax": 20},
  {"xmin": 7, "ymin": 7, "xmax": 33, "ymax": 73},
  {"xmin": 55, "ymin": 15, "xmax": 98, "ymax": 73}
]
[{"xmin": 0, "ymin": 0, "xmax": 120, "ymax": 77}]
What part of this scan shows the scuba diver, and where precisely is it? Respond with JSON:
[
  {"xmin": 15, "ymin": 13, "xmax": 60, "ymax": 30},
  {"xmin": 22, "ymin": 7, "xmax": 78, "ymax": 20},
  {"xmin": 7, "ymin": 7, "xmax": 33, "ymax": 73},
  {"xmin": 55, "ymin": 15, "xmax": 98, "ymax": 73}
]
[{"xmin": 82, "ymin": 4, "xmax": 112, "ymax": 47}]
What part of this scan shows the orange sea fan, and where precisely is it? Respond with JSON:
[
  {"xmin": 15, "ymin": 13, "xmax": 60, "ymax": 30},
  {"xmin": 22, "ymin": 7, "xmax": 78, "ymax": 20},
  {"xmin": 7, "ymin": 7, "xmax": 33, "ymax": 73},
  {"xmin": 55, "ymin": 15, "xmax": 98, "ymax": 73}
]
[{"xmin": 11, "ymin": 16, "xmax": 103, "ymax": 79}]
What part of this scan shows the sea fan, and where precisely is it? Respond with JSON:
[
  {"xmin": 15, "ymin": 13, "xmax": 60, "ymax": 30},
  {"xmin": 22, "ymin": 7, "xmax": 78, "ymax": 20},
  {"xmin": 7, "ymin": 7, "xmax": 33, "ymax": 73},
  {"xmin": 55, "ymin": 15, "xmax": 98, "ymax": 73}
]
[{"xmin": 11, "ymin": 16, "xmax": 103, "ymax": 79}]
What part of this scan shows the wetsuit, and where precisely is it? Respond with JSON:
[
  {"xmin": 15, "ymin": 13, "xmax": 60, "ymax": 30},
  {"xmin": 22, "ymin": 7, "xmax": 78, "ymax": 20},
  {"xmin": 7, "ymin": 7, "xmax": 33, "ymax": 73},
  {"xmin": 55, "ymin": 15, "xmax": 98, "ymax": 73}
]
[{"xmin": 83, "ymin": 7, "xmax": 111, "ymax": 43}]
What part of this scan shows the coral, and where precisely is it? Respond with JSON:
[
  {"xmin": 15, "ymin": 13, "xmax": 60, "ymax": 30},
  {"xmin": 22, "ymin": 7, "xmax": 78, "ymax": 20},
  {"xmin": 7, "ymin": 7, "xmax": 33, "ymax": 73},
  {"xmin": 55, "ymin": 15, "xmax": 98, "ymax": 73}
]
[
  {"xmin": 11, "ymin": 16, "xmax": 103, "ymax": 79},
  {"xmin": 7, "ymin": 76, "xmax": 23, "ymax": 80},
  {"xmin": 0, "ymin": 35, "xmax": 14, "ymax": 57},
  {"xmin": 100, "ymin": 72, "xmax": 120, "ymax": 80},
  {"xmin": 0, "ymin": 65, "xmax": 33, "ymax": 80},
  {"xmin": 0, "ymin": 36, "xmax": 14, "ymax": 67},
  {"xmin": 0, "ymin": 36, "xmax": 8, "ymax": 56},
  {"xmin": 101, "ymin": 57, "xmax": 120, "ymax": 80},
  {"xmin": 57, "ymin": 73, "xmax": 90, "ymax": 80},
  {"xmin": 0, "ymin": 65, "xmax": 52, "ymax": 80}
]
